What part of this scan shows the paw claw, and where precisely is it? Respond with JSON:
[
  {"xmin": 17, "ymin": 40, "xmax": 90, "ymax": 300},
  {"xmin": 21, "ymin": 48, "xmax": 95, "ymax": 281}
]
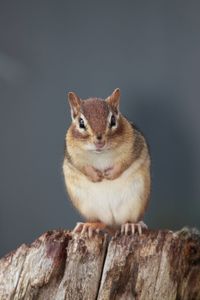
[
  {"xmin": 125, "ymin": 224, "xmax": 129, "ymax": 235},
  {"xmin": 138, "ymin": 225, "xmax": 142, "ymax": 236},
  {"xmin": 88, "ymin": 226, "xmax": 93, "ymax": 238},
  {"xmin": 73, "ymin": 222, "xmax": 84, "ymax": 233},
  {"xmin": 121, "ymin": 224, "xmax": 125, "ymax": 234},
  {"xmin": 131, "ymin": 224, "xmax": 135, "ymax": 235},
  {"xmin": 72, "ymin": 222, "xmax": 106, "ymax": 238},
  {"xmin": 120, "ymin": 221, "xmax": 148, "ymax": 236}
]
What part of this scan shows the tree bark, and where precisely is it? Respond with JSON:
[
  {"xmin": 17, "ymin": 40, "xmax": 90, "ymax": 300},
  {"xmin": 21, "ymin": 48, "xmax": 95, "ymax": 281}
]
[{"xmin": 0, "ymin": 228, "xmax": 199, "ymax": 300}]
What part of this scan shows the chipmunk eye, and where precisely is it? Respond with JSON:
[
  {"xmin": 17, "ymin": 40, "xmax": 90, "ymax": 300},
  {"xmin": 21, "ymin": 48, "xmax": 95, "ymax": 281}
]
[
  {"xmin": 110, "ymin": 115, "xmax": 116, "ymax": 128},
  {"xmin": 79, "ymin": 117, "xmax": 86, "ymax": 129}
]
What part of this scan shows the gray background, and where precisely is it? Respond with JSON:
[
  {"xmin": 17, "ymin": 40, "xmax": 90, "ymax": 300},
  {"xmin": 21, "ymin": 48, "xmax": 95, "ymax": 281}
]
[{"xmin": 0, "ymin": 0, "xmax": 200, "ymax": 257}]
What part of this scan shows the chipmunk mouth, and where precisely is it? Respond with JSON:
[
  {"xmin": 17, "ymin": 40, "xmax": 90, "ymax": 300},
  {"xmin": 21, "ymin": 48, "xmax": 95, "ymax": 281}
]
[
  {"xmin": 84, "ymin": 141, "xmax": 109, "ymax": 152},
  {"xmin": 93, "ymin": 140, "xmax": 107, "ymax": 152},
  {"xmin": 94, "ymin": 141, "xmax": 105, "ymax": 149}
]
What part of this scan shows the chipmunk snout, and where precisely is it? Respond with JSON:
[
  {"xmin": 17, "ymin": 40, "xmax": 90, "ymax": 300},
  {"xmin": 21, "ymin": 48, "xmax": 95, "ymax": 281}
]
[{"xmin": 94, "ymin": 133, "xmax": 105, "ymax": 149}]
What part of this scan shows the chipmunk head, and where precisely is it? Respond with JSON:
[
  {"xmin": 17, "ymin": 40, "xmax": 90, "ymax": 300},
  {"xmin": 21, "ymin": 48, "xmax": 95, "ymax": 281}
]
[{"xmin": 67, "ymin": 88, "xmax": 122, "ymax": 152}]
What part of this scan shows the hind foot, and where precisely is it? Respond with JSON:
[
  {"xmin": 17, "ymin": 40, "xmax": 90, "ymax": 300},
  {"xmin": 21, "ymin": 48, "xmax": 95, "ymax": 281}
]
[
  {"xmin": 120, "ymin": 221, "xmax": 148, "ymax": 236},
  {"xmin": 73, "ymin": 221, "xmax": 106, "ymax": 238}
]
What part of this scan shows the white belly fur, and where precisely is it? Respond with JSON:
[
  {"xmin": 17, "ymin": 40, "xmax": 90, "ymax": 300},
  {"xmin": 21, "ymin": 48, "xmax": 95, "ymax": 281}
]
[{"xmin": 63, "ymin": 158, "xmax": 148, "ymax": 226}]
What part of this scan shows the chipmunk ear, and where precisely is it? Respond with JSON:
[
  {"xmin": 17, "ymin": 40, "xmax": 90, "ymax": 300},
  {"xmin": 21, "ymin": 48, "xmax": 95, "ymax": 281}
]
[
  {"xmin": 106, "ymin": 88, "xmax": 120, "ymax": 113},
  {"xmin": 68, "ymin": 92, "xmax": 81, "ymax": 119}
]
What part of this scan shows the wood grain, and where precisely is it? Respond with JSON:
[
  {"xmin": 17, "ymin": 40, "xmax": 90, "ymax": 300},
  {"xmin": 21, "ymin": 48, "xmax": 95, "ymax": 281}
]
[{"xmin": 0, "ymin": 228, "xmax": 199, "ymax": 300}]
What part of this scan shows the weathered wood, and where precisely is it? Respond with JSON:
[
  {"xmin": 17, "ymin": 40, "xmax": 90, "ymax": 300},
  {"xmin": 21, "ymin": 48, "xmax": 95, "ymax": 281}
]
[
  {"xmin": 0, "ymin": 228, "xmax": 199, "ymax": 300},
  {"xmin": 97, "ymin": 229, "xmax": 200, "ymax": 300},
  {"xmin": 55, "ymin": 232, "xmax": 108, "ymax": 300},
  {"xmin": 0, "ymin": 230, "xmax": 71, "ymax": 300}
]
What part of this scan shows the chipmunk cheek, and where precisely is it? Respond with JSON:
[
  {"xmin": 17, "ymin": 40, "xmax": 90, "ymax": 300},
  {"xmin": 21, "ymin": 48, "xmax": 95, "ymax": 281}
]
[{"xmin": 83, "ymin": 142, "xmax": 97, "ymax": 151}]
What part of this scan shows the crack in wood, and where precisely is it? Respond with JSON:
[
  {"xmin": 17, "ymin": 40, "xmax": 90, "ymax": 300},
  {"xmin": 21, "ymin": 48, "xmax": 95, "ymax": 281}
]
[{"xmin": 0, "ymin": 228, "xmax": 199, "ymax": 300}]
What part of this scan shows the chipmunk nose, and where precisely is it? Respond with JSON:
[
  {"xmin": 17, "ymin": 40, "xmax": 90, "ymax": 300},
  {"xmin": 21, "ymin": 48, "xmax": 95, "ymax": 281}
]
[
  {"xmin": 95, "ymin": 134, "xmax": 105, "ymax": 150},
  {"xmin": 96, "ymin": 134, "xmax": 102, "ymax": 141}
]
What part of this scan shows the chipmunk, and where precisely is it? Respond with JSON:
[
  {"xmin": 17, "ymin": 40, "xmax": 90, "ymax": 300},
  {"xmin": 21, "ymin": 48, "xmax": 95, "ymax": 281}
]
[{"xmin": 63, "ymin": 88, "xmax": 151, "ymax": 236}]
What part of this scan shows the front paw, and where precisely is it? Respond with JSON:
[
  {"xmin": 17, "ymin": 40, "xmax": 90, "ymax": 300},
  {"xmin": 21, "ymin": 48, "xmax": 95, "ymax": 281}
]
[
  {"xmin": 103, "ymin": 167, "xmax": 116, "ymax": 180},
  {"xmin": 84, "ymin": 165, "xmax": 103, "ymax": 182},
  {"xmin": 91, "ymin": 168, "xmax": 103, "ymax": 182}
]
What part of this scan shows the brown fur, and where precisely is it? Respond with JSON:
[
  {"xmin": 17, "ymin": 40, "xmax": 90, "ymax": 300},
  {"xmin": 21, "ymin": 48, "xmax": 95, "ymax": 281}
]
[
  {"xmin": 108, "ymin": 115, "xmax": 125, "ymax": 138},
  {"xmin": 81, "ymin": 98, "xmax": 109, "ymax": 135},
  {"xmin": 106, "ymin": 88, "xmax": 120, "ymax": 113},
  {"xmin": 66, "ymin": 109, "xmax": 147, "ymax": 177},
  {"xmin": 63, "ymin": 89, "xmax": 151, "ymax": 229},
  {"xmin": 71, "ymin": 124, "xmax": 90, "ymax": 140},
  {"xmin": 68, "ymin": 92, "xmax": 81, "ymax": 118},
  {"xmin": 64, "ymin": 140, "xmax": 72, "ymax": 163},
  {"xmin": 133, "ymin": 129, "xmax": 145, "ymax": 160}
]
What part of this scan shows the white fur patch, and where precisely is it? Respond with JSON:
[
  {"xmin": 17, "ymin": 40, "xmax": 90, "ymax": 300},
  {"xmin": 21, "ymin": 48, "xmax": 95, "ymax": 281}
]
[
  {"xmin": 86, "ymin": 150, "xmax": 114, "ymax": 170},
  {"xmin": 63, "ymin": 159, "xmax": 147, "ymax": 226}
]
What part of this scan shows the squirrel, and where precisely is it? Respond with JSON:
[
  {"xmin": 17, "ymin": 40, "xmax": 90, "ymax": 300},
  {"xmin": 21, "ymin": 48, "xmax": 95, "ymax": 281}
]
[{"xmin": 63, "ymin": 88, "xmax": 151, "ymax": 236}]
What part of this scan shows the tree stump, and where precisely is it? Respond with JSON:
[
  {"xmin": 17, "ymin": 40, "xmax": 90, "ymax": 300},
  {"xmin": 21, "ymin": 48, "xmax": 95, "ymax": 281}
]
[{"xmin": 0, "ymin": 228, "xmax": 200, "ymax": 300}]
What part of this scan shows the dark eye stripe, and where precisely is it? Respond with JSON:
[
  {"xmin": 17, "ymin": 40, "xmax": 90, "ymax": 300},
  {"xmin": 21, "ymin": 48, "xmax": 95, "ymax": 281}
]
[
  {"xmin": 110, "ymin": 115, "xmax": 116, "ymax": 127},
  {"xmin": 79, "ymin": 117, "xmax": 86, "ymax": 129}
]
